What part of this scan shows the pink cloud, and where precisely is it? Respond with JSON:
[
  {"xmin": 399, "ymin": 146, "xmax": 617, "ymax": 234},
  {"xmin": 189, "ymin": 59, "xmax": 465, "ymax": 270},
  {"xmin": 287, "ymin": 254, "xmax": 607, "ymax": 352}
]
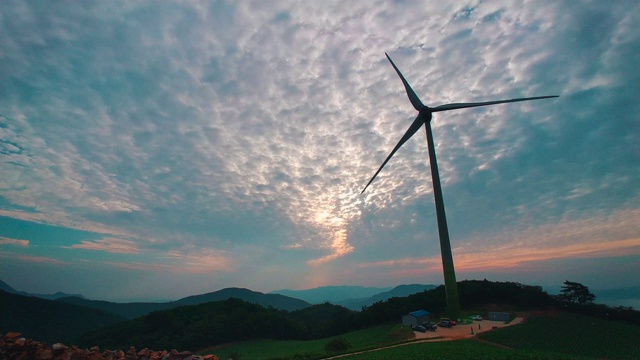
[
  {"xmin": 17, "ymin": 254, "xmax": 66, "ymax": 264},
  {"xmin": 0, "ymin": 237, "xmax": 29, "ymax": 247},
  {"xmin": 67, "ymin": 237, "xmax": 140, "ymax": 254}
]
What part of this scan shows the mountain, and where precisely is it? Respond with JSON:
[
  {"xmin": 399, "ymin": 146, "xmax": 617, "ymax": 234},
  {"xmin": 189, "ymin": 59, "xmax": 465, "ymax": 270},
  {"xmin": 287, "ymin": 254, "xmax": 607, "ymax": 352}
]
[
  {"xmin": 270, "ymin": 285, "xmax": 393, "ymax": 304},
  {"xmin": 172, "ymin": 287, "xmax": 311, "ymax": 311},
  {"xmin": 0, "ymin": 279, "xmax": 17, "ymax": 293},
  {"xmin": 0, "ymin": 289, "xmax": 125, "ymax": 344},
  {"xmin": 79, "ymin": 298, "xmax": 360, "ymax": 351},
  {"xmin": 58, "ymin": 287, "xmax": 311, "ymax": 319},
  {"xmin": 56, "ymin": 296, "xmax": 172, "ymax": 319},
  {"xmin": 0, "ymin": 279, "xmax": 86, "ymax": 300},
  {"xmin": 270, "ymin": 284, "xmax": 438, "ymax": 310},
  {"xmin": 335, "ymin": 284, "xmax": 438, "ymax": 310}
]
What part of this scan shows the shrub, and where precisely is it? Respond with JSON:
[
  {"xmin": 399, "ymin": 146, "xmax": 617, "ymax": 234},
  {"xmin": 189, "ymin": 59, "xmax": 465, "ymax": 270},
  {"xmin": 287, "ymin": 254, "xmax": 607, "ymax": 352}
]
[{"xmin": 324, "ymin": 337, "xmax": 351, "ymax": 353}]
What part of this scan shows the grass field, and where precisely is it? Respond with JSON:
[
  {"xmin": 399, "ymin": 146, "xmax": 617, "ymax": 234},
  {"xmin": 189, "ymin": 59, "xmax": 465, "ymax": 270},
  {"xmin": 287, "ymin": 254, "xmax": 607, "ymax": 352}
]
[
  {"xmin": 336, "ymin": 339, "xmax": 579, "ymax": 360},
  {"xmin": 479, "ymin": 311, "xmax": 640, "ymax": 360},
  {"xmin": 202, "ymin": 324, "xmax": 414, "ymax": 360},
  {"xmin": 202, "ymin": 311, "xmax": 640, "ymax": 360}
]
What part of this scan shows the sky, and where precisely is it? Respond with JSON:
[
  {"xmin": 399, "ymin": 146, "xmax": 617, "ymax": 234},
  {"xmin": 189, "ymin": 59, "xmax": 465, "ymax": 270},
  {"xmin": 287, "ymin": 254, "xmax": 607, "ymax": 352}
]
[{"xmin": 1, "ymin": 0, "xmax": 639, "ymax": 303}]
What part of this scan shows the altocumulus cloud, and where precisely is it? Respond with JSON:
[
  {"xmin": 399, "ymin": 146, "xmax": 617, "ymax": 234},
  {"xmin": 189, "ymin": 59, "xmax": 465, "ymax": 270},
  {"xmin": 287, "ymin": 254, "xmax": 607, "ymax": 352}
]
[{"xmin": 0, "ymin": 0, "xmax": 638, "ymax": 299}]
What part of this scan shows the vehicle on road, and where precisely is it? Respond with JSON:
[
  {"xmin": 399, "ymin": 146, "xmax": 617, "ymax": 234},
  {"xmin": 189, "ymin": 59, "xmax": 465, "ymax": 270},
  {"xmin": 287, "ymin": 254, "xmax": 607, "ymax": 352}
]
[
  {"xmin": 411, "ymin": 325, "xmax": 427, "ymax": 332},
  {"xmin": 437, "ymin": 320, "xmax": 453, "ymax": 328},
  {"xmin": 440, "ymin": 317, "xmax": 457, "ymax": 326},
  {"xmin": 421, "ymin": 322, "xmax": 437, "ymax": 331},
  {"xmin": 470, "ymin": 315, "xmax": 483, "ymax": 321}
]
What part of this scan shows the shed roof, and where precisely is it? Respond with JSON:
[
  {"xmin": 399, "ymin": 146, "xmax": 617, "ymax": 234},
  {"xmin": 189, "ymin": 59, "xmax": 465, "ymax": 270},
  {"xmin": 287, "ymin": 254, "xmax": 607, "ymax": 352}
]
[{"xmin": 407, "ymin": 310, "xmax": 430, "ymax": 317}]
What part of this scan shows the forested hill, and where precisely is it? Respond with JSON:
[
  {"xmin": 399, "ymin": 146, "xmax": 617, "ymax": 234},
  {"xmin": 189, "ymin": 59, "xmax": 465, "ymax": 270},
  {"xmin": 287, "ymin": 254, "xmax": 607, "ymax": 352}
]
[
  {"xmin": 78, "ymin": 298, "xmax": 355, "ymax": 351},
  {"xmin": 58, "ymin": 287, "xmax": 311, "ymax": 319},
  {"xmin": 0, "ymin": 289, "xmax": 125, "ymax": 344},
  {"xmin": 76, "ymin": 280, "xmax": 584, "ymax": 350}
]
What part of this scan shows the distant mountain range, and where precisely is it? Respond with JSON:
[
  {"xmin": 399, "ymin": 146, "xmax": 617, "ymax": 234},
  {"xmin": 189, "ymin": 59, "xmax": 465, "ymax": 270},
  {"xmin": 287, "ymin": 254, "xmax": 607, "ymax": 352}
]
[
  {"xmin": 270, "ymin": 284, "xmax": 438, "ymax": 310},
  {"xmin": 58, "ymin": 287, "xmax": 312, "ymax": 319},
  {"xmin": 3, "ymin": 277, "xmax": 639, "ymax": 349},
  {"xmin": 1, "ymin": 279, "xmax": 311, "ymax": 320},
  {"xmin": 0, "ymin": 279, "xmax": 87, "ymax": 300},
  {"xmin": 335, "ymin": 284, "xmax": 438, "ymax": 310},
  {"xmin": 271, "ymin": 285, "xmax": 394, "ymax": 303}
]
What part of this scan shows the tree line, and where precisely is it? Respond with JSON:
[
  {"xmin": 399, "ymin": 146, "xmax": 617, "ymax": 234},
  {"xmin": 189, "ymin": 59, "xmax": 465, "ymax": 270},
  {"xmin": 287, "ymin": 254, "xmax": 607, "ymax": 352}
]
[{"xmin": 78, "ymin": 280, "xmax": 639, "ymax": 351}]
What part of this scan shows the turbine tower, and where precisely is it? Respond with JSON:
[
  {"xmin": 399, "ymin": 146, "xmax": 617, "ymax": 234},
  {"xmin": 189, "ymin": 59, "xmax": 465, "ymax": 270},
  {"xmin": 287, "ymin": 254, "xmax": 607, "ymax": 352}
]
[{"xmin": 362, "ymin": 53, "xmax": 558, "ymax": 320}]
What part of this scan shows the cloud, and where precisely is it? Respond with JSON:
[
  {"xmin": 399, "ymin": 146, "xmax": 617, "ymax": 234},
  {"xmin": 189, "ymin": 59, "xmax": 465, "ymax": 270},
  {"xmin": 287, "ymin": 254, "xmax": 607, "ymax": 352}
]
[
  {"xmin": 0, "ymin": 252, "xmax": 67, "ymax": 265},
  {"xmin": 0, "ymin": 237, "xmax": 29, "ymax": 247},
  {"xmin": 0, "ymin": 1, "xmax": 638, "ymax": 297},
  {"xmin": 163, "ymin": 247, "xmax": 233, "ymax": 273},
  {"xmin": 67, "ymin": 237, "xmax": 140, "ymax": 254}
]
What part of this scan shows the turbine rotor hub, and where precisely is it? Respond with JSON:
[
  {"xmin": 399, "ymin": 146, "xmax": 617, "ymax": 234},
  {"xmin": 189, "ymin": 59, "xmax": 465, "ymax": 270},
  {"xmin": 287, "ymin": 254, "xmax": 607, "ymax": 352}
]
[{"xmin": 419, "ymin": 106, "xmax": 433, "ymax": 120}]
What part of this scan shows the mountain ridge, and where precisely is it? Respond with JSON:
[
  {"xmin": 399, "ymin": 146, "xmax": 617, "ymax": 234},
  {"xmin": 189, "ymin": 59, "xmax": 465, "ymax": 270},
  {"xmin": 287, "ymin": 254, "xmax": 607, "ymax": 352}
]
[
  {"xmin": 0, "ymin": 279, "xmax": 87, "ymax": 300},
  {"xmin": 270, "ymin": 285, "xmax": 394, "ymax": 303},
  {"xmin": 0, "ymin": 289, "xmax": 124, "ymax": 344},
  {"xmin": 57, "ymin": 287, "xmax": 311, "ymax": 319}
]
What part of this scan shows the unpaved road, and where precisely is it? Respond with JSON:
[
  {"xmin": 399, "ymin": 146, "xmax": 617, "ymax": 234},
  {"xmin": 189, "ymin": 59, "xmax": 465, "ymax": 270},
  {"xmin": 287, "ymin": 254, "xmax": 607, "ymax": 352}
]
[
  {"xmin": 413, "ymin": 318, "xmax": 524, "ymax": 340},
  {"xmin": 321, "ymin": 318, "xmax": 524, "ymax": 359}
]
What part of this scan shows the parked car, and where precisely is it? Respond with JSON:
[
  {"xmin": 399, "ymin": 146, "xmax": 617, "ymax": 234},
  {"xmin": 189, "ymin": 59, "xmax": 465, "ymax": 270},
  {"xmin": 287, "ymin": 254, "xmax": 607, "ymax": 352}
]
[
  {"xmin": 440, "ymin": 317, "xmax": 457, "ymax": 326},
  {"xmin": 412, "ymin": 325, "xmax": 427, "ymax": 332},
  {"xmin": 470, "ymin": 315, "xmax": 483, "ymax": 321},
  {"xmin": 437, "ymin": 320, "xmax": 453, "ymax": 328},
  {"xmin": 421, "ymin": 322, "xmax": 437, "ymax": 331}
]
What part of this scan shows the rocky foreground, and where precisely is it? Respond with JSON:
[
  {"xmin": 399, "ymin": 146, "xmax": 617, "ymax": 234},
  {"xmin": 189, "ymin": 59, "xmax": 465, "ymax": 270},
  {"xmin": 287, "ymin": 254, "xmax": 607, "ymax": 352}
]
[{"xmin": 1, "ymin": 332, "xmax": 219, "ymax": 360}]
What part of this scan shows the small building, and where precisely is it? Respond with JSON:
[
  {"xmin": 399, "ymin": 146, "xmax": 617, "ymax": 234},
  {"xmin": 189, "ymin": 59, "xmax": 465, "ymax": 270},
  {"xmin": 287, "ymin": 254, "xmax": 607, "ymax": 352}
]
[
  {"xmin": 488, "ymin": 312, "xmax": 510, "ymax": 322},
  {"xmin": 402, "ymin": 310, "xmax": 430, "ymax": 327}
]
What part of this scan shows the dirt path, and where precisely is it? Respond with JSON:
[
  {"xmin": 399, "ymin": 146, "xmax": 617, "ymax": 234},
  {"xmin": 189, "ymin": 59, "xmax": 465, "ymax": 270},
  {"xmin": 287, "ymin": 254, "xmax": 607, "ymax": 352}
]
[
  {"xmin": 413, "ymin": 318, "xmax": 524, "ymax": 341},
  {"xmin": 320, "ymin": 318, "xmax": 524, "ymax": 360}
]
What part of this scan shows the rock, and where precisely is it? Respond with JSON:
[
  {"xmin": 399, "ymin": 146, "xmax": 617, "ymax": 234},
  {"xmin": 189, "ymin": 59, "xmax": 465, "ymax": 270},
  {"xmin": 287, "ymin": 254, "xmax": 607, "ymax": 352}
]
[
  {"xmin": 1, "ymin": 332, "xmax": 218, "ymax": 360},
  {"xmin": 36, "ymin": 349, "xmax": 54, "ymax": 359},
  {"xmin": 52, "ymin": 343, "xmax": 69, "ymax": 351}
]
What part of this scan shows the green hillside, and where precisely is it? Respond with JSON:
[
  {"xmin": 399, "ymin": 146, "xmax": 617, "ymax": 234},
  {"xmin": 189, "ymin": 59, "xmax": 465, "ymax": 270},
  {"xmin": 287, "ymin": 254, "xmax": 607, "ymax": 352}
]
[
  {"xmin": 480, "ymin": 311, "xmax": 640, "ymax": 360},
  {"xmin": 0, "ymin": 289, "xmax": 125, "ymax": 344},
  {"xmin": 78, "ymin": 299, "xmax": 367, "ymax": 351}
]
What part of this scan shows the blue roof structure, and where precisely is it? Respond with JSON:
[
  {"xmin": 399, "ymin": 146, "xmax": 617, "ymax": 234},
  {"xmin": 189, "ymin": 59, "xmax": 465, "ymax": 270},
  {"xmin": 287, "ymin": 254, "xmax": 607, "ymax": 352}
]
[{"xmin": 408, "ymin": 310, "xmax": 430, "ymax": 317}]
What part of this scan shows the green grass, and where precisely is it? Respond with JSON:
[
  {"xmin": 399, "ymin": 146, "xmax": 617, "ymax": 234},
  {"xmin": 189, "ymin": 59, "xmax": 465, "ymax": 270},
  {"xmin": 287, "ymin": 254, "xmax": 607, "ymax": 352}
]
[
  {"xmin": 480, "ymin": 312, "xmax": 640, "ymax": 360},
  {"xmin": 202, "ymin": 312, "xmax": 640, "ymax": 360},
  {"xmin": 201, "ymin": 324, "xmax": 414, "ymax": 360},
  {"xmin": 336, "ymin": 339, "xmax": 579, "ymax": 359}
]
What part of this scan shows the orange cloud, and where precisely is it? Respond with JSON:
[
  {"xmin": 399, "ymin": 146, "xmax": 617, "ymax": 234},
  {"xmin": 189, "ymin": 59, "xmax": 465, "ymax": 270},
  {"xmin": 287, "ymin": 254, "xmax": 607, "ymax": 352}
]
[
  {"xmin": 355, "ymin": 238, "xmax": 640, "ymax": 274},
  {"xmin": 162, "ymin": 248, "xmax": 233, "ymax": 273},
  {"xmin": 17, "ymin": 254, "xmax": 66, "ymax": 264},
  {"xmin": 66, "ymin": 237, "xmax": 140, "ymax": 254},
  {"xmin": 454, "ymin": 237, "xmax": 640, "ymax": 271},
  {"xmin": 308, "ymin": 229, "xmax": 354, "ymax": 266},
  {"xmin": 0, "ymin": 237, "xmax": 29, "ymax": 247}
]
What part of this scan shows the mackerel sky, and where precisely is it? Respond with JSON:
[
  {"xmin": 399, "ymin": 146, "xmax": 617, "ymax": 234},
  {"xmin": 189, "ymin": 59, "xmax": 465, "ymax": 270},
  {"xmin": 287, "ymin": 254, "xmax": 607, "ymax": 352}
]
[{"xmin": 1, "ymin": 1, "xmax": 638, "ymax": 302}]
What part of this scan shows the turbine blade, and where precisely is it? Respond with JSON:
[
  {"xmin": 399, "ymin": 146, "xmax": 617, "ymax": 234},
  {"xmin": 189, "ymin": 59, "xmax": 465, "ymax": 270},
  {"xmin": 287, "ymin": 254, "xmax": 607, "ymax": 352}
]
[
  {"xmin": 385, "ymin": 53, "xmax": 424, "ymax": 111},
  {"xmin": 361, "ymin": 115, "xmax": 426, "ymax": 194},
  {"xmin": 431, "ymin": 95, "xmax": 558, "ymax": 112}
]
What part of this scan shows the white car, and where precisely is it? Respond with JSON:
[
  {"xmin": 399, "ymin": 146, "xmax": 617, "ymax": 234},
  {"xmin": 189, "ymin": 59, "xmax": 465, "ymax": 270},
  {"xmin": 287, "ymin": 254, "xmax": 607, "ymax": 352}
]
[{"xmin": 470, "ymin": 315, "xmax": 483, "ymax": 321}]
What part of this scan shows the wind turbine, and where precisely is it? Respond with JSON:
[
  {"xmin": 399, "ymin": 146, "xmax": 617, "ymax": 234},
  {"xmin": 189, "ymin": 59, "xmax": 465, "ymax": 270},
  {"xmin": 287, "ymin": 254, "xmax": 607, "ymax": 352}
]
[{"xmin": 361, "ymin": 53, "xmax": 558, "ymax": 320}]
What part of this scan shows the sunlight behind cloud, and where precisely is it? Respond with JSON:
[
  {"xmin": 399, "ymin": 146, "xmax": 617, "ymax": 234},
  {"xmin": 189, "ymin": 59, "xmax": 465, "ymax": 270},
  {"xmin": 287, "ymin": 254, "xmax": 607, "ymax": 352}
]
[{"xmin": 0, "ymin": 0, "xmax": 638, "ymax": 297}]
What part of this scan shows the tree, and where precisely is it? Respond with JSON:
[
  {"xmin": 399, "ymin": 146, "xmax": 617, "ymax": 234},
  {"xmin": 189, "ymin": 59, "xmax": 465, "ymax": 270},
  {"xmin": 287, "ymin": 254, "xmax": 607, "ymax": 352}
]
[{"xmin": 559, "ymin": 280, "xmax": 595, "ymax": 304}]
